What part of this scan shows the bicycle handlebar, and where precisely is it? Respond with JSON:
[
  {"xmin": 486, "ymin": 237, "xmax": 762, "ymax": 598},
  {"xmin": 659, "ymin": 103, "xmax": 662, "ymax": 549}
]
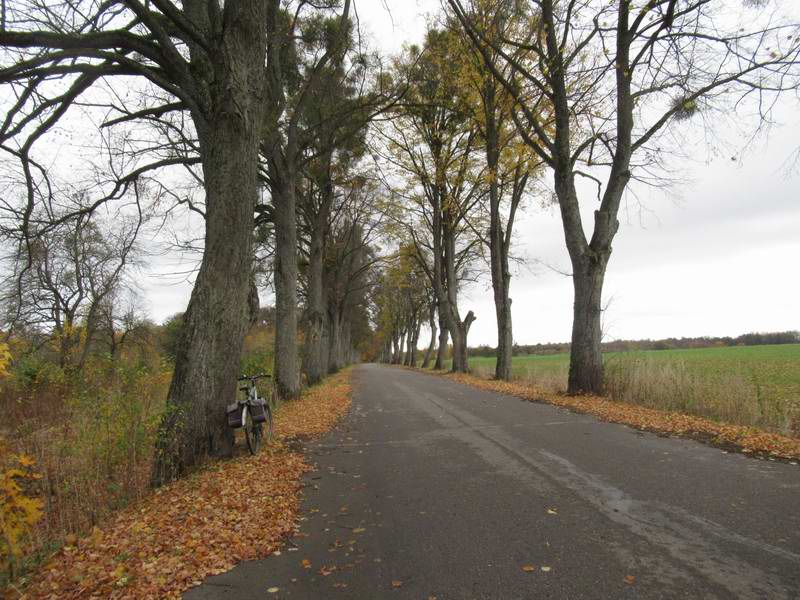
[{"xmin": 237, "ymin": 373, "xmax": 272, "ymax": 381}]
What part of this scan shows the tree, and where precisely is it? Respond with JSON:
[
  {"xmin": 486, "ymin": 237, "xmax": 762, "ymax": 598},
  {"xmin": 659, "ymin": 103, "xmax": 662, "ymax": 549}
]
[
  {"xmin": 296, "ymin": 53, "xmax": 380, "ymax": 385},
  {"xmin": 448, "ymin": 0, "xmax": 800, "ymax": 393},
  {"xmin": 1, "ymin": 213, "xmax": 139, "ymax": 371},
  {"xmin": 0, "ymin": 0, "xmax": 274, "ymax": 484},
  {"xmin": 322, "ymin": 180, "xmax": 384, "ymax": 372},
  {"xmin": 377, "ymin": 28, "xmax": 485, "ymax": 373},
  {"xmin": 447, "ymin": 1, "xmax": 545, "ymax": 380},
  {"xmin": 261, "ymin": 0, "xmax": 353, "ymax": 399}
]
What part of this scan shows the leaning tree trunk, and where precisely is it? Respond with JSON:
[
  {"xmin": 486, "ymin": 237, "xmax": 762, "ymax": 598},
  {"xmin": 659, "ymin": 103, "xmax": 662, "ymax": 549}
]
[
  {"xmin": 273, "ymin": 171, "xmax": 301, "ymax": 399},
  {"xmin": 152, "ymin": 3, "xmax": 266, "ymax": 485}
]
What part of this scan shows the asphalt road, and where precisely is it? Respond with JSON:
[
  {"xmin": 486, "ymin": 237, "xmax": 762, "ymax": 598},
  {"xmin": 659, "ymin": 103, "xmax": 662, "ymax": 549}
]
[{"xmin": 185, "ymin": 364, "xmax": 800, "ymax": 600}]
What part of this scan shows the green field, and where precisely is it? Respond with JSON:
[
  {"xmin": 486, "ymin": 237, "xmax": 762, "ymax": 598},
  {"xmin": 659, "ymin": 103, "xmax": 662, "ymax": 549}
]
[{"xmin": 457, "ymin": 344, "xmax": 800, "ymax": 434}]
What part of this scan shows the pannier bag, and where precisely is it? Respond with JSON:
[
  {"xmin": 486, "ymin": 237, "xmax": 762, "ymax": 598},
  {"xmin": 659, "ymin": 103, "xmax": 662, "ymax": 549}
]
[
  {"xmin": 226, "ymin": 402, "xmax": 245, "ymax": 428},
  {"xmin": 249, "ymin": 398, "xmax": 268, "ymax": 424}
]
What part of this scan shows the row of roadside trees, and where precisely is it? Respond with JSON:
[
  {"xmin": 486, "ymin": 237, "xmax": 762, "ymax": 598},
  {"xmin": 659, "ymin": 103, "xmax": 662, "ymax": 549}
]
[
  {"xmin": 371, "ymin": 0, "xmax": 799, "ymax": 391},
  {"xmin": 0, "ymin": 0, "xmax": 797, "ymax": 489}
]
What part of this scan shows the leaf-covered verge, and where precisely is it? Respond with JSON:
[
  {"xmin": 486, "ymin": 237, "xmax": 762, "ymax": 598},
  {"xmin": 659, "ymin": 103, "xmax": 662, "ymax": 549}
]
[
  {"xmin": 3, "ymin": 369, "xmax": 352, "ymax": 600},
  {"xmin": 425, "ymin": 370, "xmax": 800, "ymax": 462}
]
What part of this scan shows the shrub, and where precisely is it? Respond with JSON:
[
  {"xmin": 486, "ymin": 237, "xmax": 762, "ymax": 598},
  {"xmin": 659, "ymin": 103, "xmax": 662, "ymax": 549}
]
[{"xmin": 0, "ymin": 441, "xmax": 43, "ymax": 581}]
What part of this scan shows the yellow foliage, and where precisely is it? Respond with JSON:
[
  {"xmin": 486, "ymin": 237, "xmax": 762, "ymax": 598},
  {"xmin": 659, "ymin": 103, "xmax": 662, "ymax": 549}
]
[
  {"xmin": 0, "ymin": 343, "xmax": 10, "ymax": 378},
  {"xmin": 0, "ymin": 440, "xmax": 43, "ymax": 578}
]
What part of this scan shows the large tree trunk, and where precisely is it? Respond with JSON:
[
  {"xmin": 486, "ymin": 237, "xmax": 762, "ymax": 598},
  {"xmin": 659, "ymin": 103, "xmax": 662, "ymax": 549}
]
[
  {"xmin": 327, "ymin": 302, "xmax": 346, "ymax": 373},
  {"xmin": 434, "ymin": 314, "xmax": 448, "ymax": 370},
  {"xmin": 568, "ymin": 257, "xmax": 608, "ymax": 394},
  {"xmin": 273, "ymin": 171, "xmax": 301, "ymax": 399},
  {"xmin": 441, "ymin": 219, "xmax": 473, "ymax": 373},
  {"xmin": 420, "ymin": 303, "xmax": 437, "ymax": 369},
  {"xmin": 152, "ymin": 3, "xmax": 266, "ymax": 485},
  {"xmin": 412, "ymin": 320, "xmax": 422, "ymax": 366},
  {"xmin": 494, "ymin": 294, "xmax": 513, "ymax": 380},
  {"xmin": 450, "ymin": 311, "xmax": 476, "ymax": 373},
  {"xmin": 302, "ymin": 174, "xmax": 332, "ymax": 385}
]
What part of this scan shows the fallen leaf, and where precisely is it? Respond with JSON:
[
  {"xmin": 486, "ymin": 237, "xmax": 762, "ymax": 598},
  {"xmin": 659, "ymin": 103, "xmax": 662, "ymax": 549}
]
[
  {"xmin": 267, "ymin": 587, "xmax": 280, "ymax": 593},
  {"xmin": 319, "ymin": 565, "xmax": 337, "ymax": 576},
  {"xmin": 17, "ymin": 371, "xmax": 354, "ymax": 600},
  {"xmin": 391, "ymin": 580, "xmax": 403, "ymax": 588},
  {"xmin": 522, "ymin": 565, "xmax": 537, "ymax": 572},
  {"xmin": 624, "ymin": 575, "xmax": 636, "ymax": 585},
  {"xmin": 352, "ymin": 527, "xmax": 366, "ymax": 533},
  {"xmin": 546, "ymin": 508, "xmax": 558, "ymax": 515},
  {"xmin": 541, "ymin": 566, "xmax": 552, "ymax": 572},
  {"xmin": 302, "ymin": 558, "xmax": 312, "ymax": 569}
]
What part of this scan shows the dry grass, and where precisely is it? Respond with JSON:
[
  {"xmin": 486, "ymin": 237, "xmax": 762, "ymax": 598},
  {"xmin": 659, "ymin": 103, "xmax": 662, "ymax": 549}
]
[
  {"xmin": 604, "ymin": 356, "xmax": 798, "ymax": 436},
  {"xmin": 470, "ymin": 353, "xmax": 798, "ymax": 437}
]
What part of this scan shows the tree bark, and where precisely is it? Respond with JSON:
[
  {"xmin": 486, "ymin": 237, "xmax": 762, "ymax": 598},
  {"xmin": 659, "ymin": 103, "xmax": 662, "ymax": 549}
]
[
  {"xmin": 420, "ymin": 303, "xmax": 437, "ymax": 369},
  {"xmin": 483, "ymin": 84, "xmax": 515, "ymax": 381},
  {"xmin": 494, "ymin": 293, "xmax": 513, "ymax": 380},
  {"xmin": 568, "ymin": 255, "xmax": 609, "ymax": 394},
  {"xmin": 434, "ymin": 314, "xmax": 448, "ymax": 370},
  {"xmin": 152, "ymin": 0, "xmax": 267, "ymax": 486},
  {"xmin": 409, "ymin": 319, "xmax": 421, "ymax": 366},
  {"xmin": 272, "ymin": 168, "xmax": 301, "ymax": 399},
  {"xmin": 302, "ymin": 170, "xmax": 333, "ymax": 385},
  {"xmin": 441, "ymin": 219, "xmax": 474, "ymax": 373},
  {"xmin": 327, "ymin": 301, "xmax": 346, "ymax": 373}
]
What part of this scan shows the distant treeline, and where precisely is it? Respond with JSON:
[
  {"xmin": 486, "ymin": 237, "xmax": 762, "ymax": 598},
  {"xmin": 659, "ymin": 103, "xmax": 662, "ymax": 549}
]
[{"xmin": 468, "ymin": 331, "xmax": 800, "ymax": 357}]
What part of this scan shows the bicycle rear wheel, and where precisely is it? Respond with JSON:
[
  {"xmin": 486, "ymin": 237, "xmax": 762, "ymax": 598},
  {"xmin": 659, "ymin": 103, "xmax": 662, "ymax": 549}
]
[{"xmin": 244, "ymin": 407, "xmax": 262, "ymax": 455}]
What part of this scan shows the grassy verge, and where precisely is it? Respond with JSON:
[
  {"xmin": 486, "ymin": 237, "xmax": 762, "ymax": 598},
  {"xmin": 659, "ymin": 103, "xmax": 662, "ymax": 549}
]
[
  {"xmin": 465, "ymin": 345, "xmax": 800, "ymax": 437},
  {"xmin": 418, "ymin": 367, "xmax": 800, "ymax": 462},
  {"xmin": 4, "ymin": 369, "xmax": 352, "ymax": 600}
]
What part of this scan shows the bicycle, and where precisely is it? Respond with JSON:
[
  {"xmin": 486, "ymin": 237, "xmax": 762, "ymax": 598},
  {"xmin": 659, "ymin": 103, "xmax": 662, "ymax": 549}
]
[{"xmin": 226, "ymin": 373, "xmax": 274, "ymax": 455}]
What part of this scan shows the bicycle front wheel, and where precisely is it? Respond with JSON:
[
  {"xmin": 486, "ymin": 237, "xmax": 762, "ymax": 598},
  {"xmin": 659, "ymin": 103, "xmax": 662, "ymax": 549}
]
[{"xmin": 244, "ymin": 407, "xmax": 262, "ymax": 455}]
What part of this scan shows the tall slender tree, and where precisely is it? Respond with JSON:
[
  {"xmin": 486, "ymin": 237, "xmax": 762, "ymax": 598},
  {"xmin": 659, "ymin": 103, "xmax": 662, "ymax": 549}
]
[
  {"xmin": 377, "ymin": 28, "xmax": 485, "ymax": 372},
  {"xmin": 448, "ymin": 0, "xmax": 800, "ymax": 393}
]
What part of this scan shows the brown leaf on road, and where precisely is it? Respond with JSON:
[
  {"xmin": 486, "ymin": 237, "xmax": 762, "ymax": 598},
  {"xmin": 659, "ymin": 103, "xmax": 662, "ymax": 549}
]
[
  {"xmin": 624, "ymin": 574, "xmax": 636, "ymax": 585},
  {"xmin": 391, "ymin": 580, "xmax": 404, "ymax": 588},
  {"xmin": 522, "ymin": 565, "xmax": 537, "ymax": 572}
]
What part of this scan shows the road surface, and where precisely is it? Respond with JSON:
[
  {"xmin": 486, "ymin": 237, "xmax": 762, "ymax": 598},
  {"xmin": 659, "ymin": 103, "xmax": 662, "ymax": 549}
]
[{"xmin": 185, "ymin": 364, "xmax": 800, "ymax": 599}]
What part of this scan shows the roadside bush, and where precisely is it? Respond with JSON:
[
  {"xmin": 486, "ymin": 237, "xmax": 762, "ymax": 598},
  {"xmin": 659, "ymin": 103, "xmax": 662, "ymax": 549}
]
[
  {"xmin": 0, "ymin": 444, "xmax": 43, "ymax": 582},
  {"xmin": 241, "ymin": 325, "xmax": 275, "ymax": 377},
  {"xmin": 0, "ymin": 350, "xmax": 169, "ymax": 584}
]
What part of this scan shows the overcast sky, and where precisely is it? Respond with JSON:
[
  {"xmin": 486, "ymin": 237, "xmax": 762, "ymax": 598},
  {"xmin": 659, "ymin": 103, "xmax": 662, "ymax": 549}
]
[{"xmin": 142, "ymin": 0, "xmax": 800, "ymax": 346}]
